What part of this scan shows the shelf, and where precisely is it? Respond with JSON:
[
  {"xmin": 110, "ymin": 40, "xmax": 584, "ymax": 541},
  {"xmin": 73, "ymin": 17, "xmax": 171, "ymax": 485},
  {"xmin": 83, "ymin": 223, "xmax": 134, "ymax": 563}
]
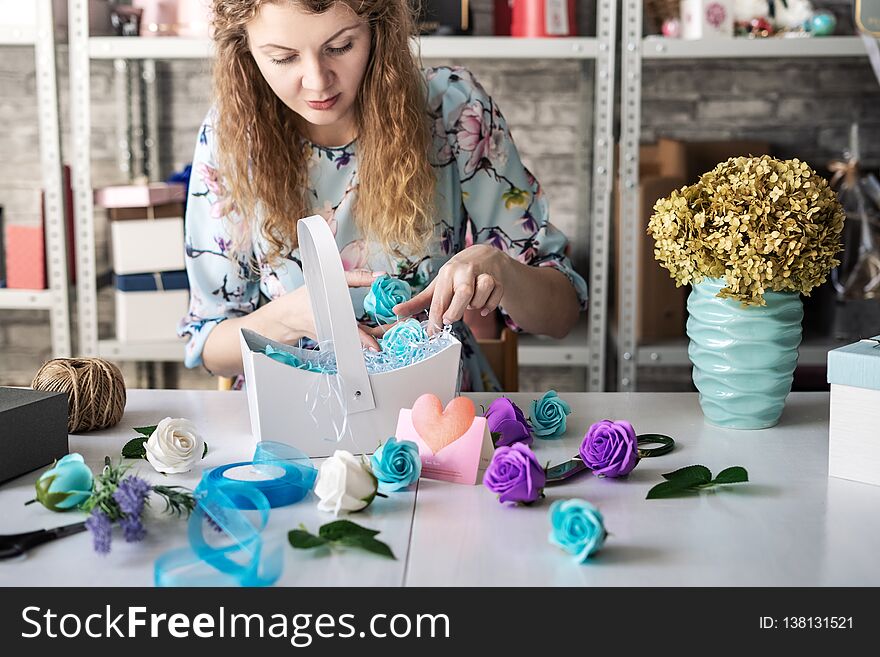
[
  {"xmin": 636, "ymin": 338, "xmax": 848, "ymax": 368},
  {"xmin": 418, "ymin": 36, "xmax": 597, "ymax": 59},
  {"xmin": 89, "ymin": 36, "xmax": 213, "ymax": 59},
  {"xmin": 87, "ymin": 36, "xmax": 599, "ymax": 60},
  {"xmin": 518, "ymin": 317, "xmax": 590, "ymax": 367},
  {"xmin": 0, "ymin": 25, "xmax": 36, "ymax": 46},
  {"xmin": 97, "ymin": 339, "xmax": 187, "ymax": 361},
  {"xmin": 0, "ymin": 289, "xmax": 55, "ymax": 310},
  {"xmin": 643, "ymin": 35, "xmax": 868, "ymax": 59}
]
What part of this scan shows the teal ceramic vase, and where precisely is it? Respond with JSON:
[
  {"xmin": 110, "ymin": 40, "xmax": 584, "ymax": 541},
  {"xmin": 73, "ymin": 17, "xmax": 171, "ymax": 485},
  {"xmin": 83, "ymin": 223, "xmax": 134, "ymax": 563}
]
[{"xmin": 686, "ymin": 278, "xmax": 803, "ymax": 429}]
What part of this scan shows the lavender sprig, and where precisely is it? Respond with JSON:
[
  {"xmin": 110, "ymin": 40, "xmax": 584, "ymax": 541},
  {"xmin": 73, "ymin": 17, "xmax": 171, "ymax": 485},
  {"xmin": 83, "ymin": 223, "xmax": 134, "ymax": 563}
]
[{"xmin": 83, "ymin": 457, "xmax": 196, "ymax": 555}]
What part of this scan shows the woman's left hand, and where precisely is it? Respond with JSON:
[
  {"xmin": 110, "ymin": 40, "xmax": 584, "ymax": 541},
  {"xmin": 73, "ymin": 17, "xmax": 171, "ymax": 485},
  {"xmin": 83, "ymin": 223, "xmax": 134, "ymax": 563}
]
[{"xmin": 392, "ymin": 244, "xmax": 508, "ymax": 333}]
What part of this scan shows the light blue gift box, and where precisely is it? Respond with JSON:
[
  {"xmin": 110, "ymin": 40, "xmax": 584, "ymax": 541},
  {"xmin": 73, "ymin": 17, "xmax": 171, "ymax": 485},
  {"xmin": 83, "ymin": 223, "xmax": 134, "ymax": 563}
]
[{"xmin": 827, "ymin": 335, "xmax": 880, "ymax": 486}]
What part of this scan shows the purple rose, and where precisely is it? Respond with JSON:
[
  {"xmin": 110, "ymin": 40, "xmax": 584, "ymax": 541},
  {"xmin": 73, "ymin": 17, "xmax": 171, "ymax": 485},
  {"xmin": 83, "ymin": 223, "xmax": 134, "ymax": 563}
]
[
  {"xmin": 579, "ymin": 419, "xmax": 639, "ymax": 478},
  {"xmin": 485, "ymin": 397, "xmax": 532, "ymax": 447},
  {"xmin": 483, "ymin": 443, "xmax": 546, "ymax": 505}
]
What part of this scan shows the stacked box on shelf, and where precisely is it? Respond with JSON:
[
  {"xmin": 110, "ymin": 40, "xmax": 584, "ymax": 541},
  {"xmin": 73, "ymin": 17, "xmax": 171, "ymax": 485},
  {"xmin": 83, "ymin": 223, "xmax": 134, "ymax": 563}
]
[
  {"xmin": 614, "ymin": 138, "xmax": 771, "ymax": 344},
  {"xmin": 95, "ymin": 183, "xmax": 189, "ymax": 342}
]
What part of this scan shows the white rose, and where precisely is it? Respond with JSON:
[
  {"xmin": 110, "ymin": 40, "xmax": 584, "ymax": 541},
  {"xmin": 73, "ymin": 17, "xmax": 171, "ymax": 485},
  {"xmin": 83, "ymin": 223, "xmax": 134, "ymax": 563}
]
[
  {"xmin": 314, "ymin": 450, "xmax": 378, "ymax": 515},
  {"xmin": 144, "ymin": 417, "xmax": 204, "ymax": 474}
]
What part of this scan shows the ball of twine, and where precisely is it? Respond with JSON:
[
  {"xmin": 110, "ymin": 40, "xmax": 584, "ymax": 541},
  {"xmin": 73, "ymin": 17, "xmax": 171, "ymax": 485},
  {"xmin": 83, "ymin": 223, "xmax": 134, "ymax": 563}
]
[{"xmin": 32, "ymin": 358, "xmax": 127, "ymax": 433}]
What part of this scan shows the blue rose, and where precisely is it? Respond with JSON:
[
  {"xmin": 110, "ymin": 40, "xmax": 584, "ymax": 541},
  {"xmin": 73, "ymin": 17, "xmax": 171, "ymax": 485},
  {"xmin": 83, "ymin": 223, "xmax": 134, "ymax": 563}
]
[
  {"xmin": 548, "ymin": 499, "xmax": 606, "ymax": 563},
  {"xmin": 34, "ymin": 453, "xmax": 94, "ymax": 511},
  {"xmin": 370, "ymin": 437, "xmax": 421, "ymax": 493},
  {"xmin": 264, "ymin": 345, "xmax": 331, "ymax": 373},
  {"xmin": 364, "ymin": 275, "xmax": 412, "ymax": 324},
  {"xmin": 379, "ymin": 318, "xmax": 428, "ymax": 360},
  {"xmin": 529, "ymin": 390, "xmax": 571, "ymax": 439}
]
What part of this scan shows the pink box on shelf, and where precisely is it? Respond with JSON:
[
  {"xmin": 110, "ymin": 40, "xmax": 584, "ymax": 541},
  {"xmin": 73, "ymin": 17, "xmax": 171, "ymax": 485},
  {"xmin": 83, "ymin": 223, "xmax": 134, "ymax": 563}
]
[
  {"xmin": 94, "ymin": 183, "xmax": 186, "ymax": 209},
  {"xmin": 4, "ymin": 225, "xmax": 46, "ymax": 290}
]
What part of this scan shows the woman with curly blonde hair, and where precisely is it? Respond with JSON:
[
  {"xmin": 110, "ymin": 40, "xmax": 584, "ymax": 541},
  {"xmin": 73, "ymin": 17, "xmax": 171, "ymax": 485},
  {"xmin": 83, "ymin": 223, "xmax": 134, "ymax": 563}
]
[{"xmin": 180, "ymin": 0, "xmax": 587, "ymax": 390}]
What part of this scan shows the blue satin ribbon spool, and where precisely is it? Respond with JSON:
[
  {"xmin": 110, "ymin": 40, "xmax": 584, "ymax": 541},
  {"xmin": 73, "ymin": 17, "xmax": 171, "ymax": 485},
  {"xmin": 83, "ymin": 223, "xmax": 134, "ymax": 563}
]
[{"xmin": 154, "ymin": 441, "xmax": 317, "ymax": 587}]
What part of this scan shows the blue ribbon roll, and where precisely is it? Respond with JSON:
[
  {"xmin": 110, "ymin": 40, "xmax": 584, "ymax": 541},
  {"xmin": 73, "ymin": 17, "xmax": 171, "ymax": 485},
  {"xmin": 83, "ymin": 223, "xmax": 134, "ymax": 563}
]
[{"xmin": 154, "ymin": 441, "xmax": 317, "ymax": 587}]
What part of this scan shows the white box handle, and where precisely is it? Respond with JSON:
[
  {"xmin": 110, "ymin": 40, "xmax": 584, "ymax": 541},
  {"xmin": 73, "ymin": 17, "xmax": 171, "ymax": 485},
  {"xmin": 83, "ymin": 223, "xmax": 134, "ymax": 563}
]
[{"xmin": 297, "ymin": 215, "xmax": 376, "ymax": 414}]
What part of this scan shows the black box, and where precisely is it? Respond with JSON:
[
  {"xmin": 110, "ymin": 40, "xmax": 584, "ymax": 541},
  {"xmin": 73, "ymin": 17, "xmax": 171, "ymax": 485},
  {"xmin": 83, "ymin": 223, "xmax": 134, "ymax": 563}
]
[{"xmin": 0, "ymin": 387, "xmax": 69, "ymax": 484}]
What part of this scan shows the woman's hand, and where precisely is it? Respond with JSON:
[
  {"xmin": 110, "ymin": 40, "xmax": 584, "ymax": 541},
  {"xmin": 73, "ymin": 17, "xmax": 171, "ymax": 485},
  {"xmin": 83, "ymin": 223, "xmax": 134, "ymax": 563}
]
[
  {"xmin": 392, "ymin": 245, "xmax": 508, "ymax": 334},
  {"xmin": 260, "ymin": 269, "xmax": 383, "ymax": 350}
]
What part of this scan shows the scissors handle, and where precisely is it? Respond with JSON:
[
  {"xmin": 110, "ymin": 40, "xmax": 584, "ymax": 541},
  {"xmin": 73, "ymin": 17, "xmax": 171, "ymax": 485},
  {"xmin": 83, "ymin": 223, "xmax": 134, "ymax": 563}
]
[
  {"xmin": 544, "ymin": 457, "xmax": 587, "ymax": 485},
  {"xmin": 0, "ymin": 522, "xmax": 87, "ymax": 560},
  {"xmin": 544, "ymin": 433, "xmax": 676, "ymax": 485}
]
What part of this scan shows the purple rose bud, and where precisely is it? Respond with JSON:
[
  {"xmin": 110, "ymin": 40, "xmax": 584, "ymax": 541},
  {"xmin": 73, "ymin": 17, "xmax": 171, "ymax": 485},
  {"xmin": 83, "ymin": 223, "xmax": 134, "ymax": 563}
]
[
  {"xmin": 485, "ymin": 397, "xmax": 533, "ymax": 447},
  {"xmin": 483, "ymin": 443, "xmax": 546, "ymax": 505},
  {"xmin": 579, "ymin": 419, "xmax": 639, "ymax": 478}
]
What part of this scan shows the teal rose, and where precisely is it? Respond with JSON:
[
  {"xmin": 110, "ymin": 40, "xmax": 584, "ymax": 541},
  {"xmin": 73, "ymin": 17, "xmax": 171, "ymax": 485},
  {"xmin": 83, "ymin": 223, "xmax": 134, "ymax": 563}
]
[
  {"xmin": 33, "ymin": 453, "xmax": 94, "ymax": 511},
  {"xmin": 529, "ymin": 390, "xmax": 571, "ymax": 439},
  {"xmin": 364, "ymin": 275, "xmax": 412, "ymax": 324},
  {"xmin": 370, "ymin": 437, "xmax": 422, "ymax": 493},
  {"xmin": 380, "ymin": 318, "xmax": 428, "ymax": 359},
  {"xmin": 548, "ymin": 499, "xmax": 606, "ymax": 563}
]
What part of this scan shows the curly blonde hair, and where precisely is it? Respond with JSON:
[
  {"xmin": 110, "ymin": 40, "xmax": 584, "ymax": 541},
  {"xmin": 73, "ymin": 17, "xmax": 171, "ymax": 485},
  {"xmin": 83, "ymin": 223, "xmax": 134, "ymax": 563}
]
[{"xmin": 211, "ymin": 0, "xmax": 435, "ymax": 264}]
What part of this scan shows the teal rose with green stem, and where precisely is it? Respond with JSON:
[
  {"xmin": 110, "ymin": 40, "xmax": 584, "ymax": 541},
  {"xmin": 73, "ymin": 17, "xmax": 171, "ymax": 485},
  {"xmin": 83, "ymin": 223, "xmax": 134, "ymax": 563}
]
[{"xmin": 28, "ymin": 453, "xmax": 94, "ymax": 511}]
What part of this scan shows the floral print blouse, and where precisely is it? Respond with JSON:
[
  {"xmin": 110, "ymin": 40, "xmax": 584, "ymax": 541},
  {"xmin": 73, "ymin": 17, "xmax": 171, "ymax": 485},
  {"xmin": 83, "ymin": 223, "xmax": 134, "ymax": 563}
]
[{"xmin": 179, "ymin": 66, "xmax": 588, "ymax": 391}]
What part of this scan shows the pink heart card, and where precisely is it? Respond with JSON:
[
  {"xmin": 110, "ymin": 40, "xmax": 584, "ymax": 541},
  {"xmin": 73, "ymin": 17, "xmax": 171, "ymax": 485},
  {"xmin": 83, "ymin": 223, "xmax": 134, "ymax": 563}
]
[{"xmin": 396, "ymin": 394, "xmax": 494, "ymax": 485}]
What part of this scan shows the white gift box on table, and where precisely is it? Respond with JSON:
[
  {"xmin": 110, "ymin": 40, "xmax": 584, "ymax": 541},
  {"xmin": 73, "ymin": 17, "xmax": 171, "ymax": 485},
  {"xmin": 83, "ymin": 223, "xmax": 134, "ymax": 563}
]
[
  {"xmin": 110, "ymin": 217, "xmax": 185, "ymax": 275},
  {"xmin": 95, "ymin": 183, "xmax": 186, "ymax": 208},
  {"xmin": 681, "ymin": 0, "xmax": 734, "ymax": 39},
  {"xmin": 240, "ymin": 215, "xmax": 462, "ymax": 458},
  {"xmin": 115, "ymin": 270, "xmax": 190, "ymax": 342},
  {"xmin": 827, "ymin": 336, "xmax": 880, "ymax": 486}
]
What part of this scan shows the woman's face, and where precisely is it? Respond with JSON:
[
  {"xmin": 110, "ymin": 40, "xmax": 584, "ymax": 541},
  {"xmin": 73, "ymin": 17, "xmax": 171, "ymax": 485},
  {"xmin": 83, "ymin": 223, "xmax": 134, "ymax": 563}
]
[{"xmin": 246, "ymin": 1, "xmax": 371, "ymax": 146}]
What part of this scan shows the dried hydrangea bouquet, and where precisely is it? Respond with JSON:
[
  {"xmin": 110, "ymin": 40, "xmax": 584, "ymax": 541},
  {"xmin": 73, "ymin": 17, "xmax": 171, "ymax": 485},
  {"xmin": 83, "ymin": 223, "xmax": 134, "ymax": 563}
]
[{"xmin": 648, "ymin": 156, "xmax": 845, "ymax": 428}]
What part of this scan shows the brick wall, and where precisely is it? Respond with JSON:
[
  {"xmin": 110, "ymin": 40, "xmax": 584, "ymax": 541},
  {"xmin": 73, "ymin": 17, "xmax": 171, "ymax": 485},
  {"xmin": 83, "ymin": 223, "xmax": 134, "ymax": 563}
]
[{"xmin": 1, "ymin": 0, "xmax": 878, "ymax": 390}]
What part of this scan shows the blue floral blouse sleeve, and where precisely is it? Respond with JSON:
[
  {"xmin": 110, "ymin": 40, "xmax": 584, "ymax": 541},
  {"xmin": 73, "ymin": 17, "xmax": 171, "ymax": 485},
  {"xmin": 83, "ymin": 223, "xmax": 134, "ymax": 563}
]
[
  {"xmin": 177, "ymin": 110, "xmax": 260, "ymax": 369},
  {"xmin": 428, "ymin": 67, "xmax": 588, "ymax": 330}
]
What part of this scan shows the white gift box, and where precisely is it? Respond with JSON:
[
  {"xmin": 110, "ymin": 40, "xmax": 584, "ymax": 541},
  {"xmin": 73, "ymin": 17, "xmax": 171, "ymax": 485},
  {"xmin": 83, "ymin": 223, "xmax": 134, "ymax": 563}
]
[
  {"xmin": 681, "ymin": 0, "xmax": 734, "ymax": 39},
  {"xmin": 0, "ymin": 1, "xmax": 35, "ymax": 29},
  {"xmin": 827, "ymin": 336, "xmax": 880, "ymax": 486},
  {"xmin": 115, "ymin": 271, "xmax": 190, "ymax": 342},
  {"xmin": 240, "ymin": 215, "xmax": 462, "ymax": 458},
  {"xmin": 110, "ymin": 217, "xmax": 185, "ymax": 275}
]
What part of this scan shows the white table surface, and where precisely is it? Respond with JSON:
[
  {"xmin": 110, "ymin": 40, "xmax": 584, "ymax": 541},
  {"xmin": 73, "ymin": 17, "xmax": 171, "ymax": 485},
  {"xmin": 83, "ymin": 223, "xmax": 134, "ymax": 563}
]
[{"xmin": 2, "ymin": 390, "xmax": 878, "ymax": 587}]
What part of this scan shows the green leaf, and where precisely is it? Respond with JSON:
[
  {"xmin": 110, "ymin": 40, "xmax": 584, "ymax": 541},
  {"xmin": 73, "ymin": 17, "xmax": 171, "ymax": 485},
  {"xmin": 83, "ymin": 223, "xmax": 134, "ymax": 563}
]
[
  {"xmin": 133, "ymin": 425, "xmax": 158, "ymax": 437},
  {"xmin": 319, "ymin": 520, "xmax": 381, "ymax": 541},
  {"xmin": 202, "ymin": 442, "xmax": 209, "ymax": 459},
  {"xmin": 711, "ymin": 466, "xmax": 749, "ymax": 485},
  {"xmin": 490, "ymin": 431, "xmax": 503, "ymax": 446},
  {"xmin": 288, "ymin": 530, "xmax": 329, "ymax": 550},
  {"xmin": 337, "ymin": 535, "xmax": 396, "ymax": 560},
  {"xmin": 661, "ymin": 465, "xmax": 712, "ymax": 485},
  {"xmin": 42, "ymin": 491, "xmax": 75, "ymax": 510},
  {"xmin": 121, "ymin": 437, "xmax": 148, "ymax": 459},
  {"xmin": 646, "ymin": 478, "xmax": 701, "ymax": 500}
]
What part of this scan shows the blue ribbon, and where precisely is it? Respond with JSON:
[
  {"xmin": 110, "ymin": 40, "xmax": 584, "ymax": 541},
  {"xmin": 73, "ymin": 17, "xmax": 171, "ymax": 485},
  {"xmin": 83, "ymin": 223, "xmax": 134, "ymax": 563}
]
[{"xmin": 154, "ymin": 441, "xmax": 317, "ymax": 587}]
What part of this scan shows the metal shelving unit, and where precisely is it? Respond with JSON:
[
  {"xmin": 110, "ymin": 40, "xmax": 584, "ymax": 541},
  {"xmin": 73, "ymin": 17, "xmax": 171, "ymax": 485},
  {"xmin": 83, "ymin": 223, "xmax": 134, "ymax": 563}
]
[
  {"xmin": 0, "ymin": 0, "xmax": 71, "ymax": 358},
  {"xmin": 617, "ymin": 1, "xmax": 872, "ymax": 391},
  {"xmin": 68, "ymin": 0, "xmax": 616, "ymax": 391},
  {"xmin": 87, "ymin": 35, "xmax": 600, "ymax": 60}
]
